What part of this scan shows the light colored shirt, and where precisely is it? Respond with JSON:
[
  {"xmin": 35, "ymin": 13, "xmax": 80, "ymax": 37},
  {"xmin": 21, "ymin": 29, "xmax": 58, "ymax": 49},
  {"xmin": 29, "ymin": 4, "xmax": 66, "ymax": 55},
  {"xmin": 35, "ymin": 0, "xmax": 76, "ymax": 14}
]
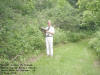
[{"xmin": 45, "ymin": 26, "xmax": 55, "ymax": 37}]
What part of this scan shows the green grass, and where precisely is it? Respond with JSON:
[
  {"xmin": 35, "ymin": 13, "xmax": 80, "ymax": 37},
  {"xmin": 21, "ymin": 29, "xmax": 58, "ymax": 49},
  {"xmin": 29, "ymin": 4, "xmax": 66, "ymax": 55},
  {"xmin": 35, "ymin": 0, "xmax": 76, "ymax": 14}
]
[{"xmin": 18, "ymin": 40, "xmax": 100, "ymax": 75}]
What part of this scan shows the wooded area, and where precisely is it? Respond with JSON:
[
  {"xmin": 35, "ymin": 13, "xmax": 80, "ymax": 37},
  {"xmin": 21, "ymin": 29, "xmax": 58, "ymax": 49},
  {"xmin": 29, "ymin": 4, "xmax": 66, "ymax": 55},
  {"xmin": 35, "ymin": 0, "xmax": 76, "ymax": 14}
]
[{"xmin": 0, "ymin": 0, "xmax": 100, "ymax": 74}]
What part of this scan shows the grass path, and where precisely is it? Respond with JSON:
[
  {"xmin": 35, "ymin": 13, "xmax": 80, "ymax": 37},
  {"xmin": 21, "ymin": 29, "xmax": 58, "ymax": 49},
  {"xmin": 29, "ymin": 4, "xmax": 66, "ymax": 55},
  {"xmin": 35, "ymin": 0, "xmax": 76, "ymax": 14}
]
[{"xmin": 18, "ymin": 40, "xmax": 100, "ymax": 75}]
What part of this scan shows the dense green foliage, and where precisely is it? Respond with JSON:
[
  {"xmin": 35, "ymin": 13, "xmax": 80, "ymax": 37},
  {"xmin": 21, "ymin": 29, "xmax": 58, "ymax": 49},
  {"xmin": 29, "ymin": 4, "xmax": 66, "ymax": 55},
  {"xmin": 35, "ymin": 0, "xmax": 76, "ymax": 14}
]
[
  {"xmin": 0, "ymin": 0, "xmax": 71, "ymax": 60},
  {"xmin": 89, "ymin": 31, "xmax": 100, "ymax": 57},
  {"xmin": 77, "ymin": 0, "xmax": 100, "ymax": 56}
]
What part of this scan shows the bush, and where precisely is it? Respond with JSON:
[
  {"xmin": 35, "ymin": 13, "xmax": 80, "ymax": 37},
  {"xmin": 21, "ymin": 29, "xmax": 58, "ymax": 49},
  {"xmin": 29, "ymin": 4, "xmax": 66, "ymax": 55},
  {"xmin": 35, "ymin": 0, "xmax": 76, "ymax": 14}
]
[
  {"xmin": 0, "ymin": 16, "xmax": 45, "ymax": 59},
  {"xmin": 88, "ymin": 31, "xmax": 100, "ymax": 56},
  {"xmin": 54, "ymin": 28, "xmax": 68, "ymax": 44},
  {"xmin": 67, "ymin": 31, "xmax": 86, "ymax": 42}
]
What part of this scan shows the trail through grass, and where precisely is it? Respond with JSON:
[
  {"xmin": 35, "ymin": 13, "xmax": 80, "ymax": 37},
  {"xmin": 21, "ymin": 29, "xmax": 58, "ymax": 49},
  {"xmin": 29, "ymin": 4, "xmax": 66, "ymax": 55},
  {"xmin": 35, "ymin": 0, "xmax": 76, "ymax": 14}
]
[{"xmin": 18, "ymin": 40, "xmax": 100, "ymax": 75}]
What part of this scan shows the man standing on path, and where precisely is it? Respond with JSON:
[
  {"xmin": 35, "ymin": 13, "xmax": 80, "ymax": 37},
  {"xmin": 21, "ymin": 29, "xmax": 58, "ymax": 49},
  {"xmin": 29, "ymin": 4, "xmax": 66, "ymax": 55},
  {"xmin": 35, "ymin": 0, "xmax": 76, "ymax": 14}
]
[{"xmin": 45, "ymin": 20, "xmax": 55, "ymax": 56}]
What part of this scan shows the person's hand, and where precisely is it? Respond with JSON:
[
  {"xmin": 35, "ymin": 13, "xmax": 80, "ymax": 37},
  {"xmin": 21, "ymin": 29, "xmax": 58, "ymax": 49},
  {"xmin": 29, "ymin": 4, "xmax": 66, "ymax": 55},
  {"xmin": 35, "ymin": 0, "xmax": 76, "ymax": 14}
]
[
  {"xmin": 46, "ymin": 31, "xmax": 52, "ymax": 34},
  {"xmin": 46, "ymin": 30, "xmax": 49, "ymax": 33}
]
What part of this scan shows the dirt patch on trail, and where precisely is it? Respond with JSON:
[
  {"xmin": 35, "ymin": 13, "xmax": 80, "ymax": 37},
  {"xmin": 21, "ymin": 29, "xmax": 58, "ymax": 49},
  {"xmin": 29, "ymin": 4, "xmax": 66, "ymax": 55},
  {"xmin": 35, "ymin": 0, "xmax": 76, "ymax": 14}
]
[
  {"xmin": 25, "ymin": 53, "xmax": 43, "ymax": 63},
  {"xmin": 94, "ymin": 60, "xmax": 100, "ymax": 68},
  {"xmin": 16, "ymin": 53, "xmax": 43, "ymax": 75}
]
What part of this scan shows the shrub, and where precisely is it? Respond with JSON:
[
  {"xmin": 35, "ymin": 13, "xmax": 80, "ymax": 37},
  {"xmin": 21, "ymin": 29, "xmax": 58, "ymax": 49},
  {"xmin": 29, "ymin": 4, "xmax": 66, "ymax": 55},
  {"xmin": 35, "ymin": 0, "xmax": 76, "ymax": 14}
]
[
  {"xmin": 54, "ymin": 28, "xmax": 68, "ymax": 44},
  {"xmin": 0, "ymin": 16, "xmax": 45, "ymax": 59},
  {"xmin": 67, "ymin": 31, "xmax": 86, "ymax": 42},
  {"xmin": 88, "ymin": 31, "xmax": 100, "ymax": 56}
]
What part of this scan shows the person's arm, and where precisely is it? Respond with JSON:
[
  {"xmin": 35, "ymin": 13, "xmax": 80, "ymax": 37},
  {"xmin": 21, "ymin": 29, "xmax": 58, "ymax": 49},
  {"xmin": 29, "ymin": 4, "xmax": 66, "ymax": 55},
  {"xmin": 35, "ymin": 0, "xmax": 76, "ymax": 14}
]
[
  {"xmin": 46, "ymin": 31, "xmax": 54, "ymax": 35},
  {"xmin": 46, "ymin": 27, "xmax": 55, "ymax": 35}
]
